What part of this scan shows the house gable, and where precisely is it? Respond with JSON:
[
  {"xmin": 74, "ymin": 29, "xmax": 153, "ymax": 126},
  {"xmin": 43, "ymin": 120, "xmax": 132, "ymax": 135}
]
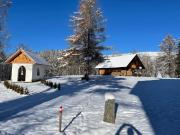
[
  {"xmin": 127, "ymin": 55, "xmax": 145, "ymax": 69},
  {"xmin": 5, "ymin": 50, "xmax": 35, "ymax": 64}
]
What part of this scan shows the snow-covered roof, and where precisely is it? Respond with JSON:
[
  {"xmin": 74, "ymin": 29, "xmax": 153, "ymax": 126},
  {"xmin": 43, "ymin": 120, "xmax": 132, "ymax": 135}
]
[
  {"xmin": 95, "ymin": 54, "xmax": 137, "ymax": 69},
  {"xmin": 25, "ymin": 50, "xmax": 48, "ymax": 65},
  {"xmin": 5, "ymin": 49, "xmax": 49, "ymax": 65}
]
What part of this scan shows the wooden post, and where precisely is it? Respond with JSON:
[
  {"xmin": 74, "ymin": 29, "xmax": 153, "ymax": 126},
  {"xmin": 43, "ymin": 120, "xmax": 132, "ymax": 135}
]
[
  {"xmin": 103, "ymin": 93, "xmax": 115, "ymax": 124},
  {"xmin": 59, "ymin": 106, "xmax": 63, "ymax": 132}
]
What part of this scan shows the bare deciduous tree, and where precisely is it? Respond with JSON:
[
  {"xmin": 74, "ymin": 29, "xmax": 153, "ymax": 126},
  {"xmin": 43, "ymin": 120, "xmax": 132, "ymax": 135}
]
[
  {"xmin": 140, "ymin": 55, "xmax": 155, "ymax": 77},
  {"xmin": 16, "ymin": 43, "xmax": 32, "ymax": 52},
  {"xmin": 157, "ymin": 35, "xmax": 177, "ymax": 78},
  {"xmin": 175, "ymin": 40, "xmax": 180, "ymax": 77}
]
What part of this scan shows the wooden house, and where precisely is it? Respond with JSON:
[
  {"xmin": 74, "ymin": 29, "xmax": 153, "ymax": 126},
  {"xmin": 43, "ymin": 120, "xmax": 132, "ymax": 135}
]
[
  {"xmin": 95, "ymin": 54, "xmax": 145, "ymax": 76},
  {"xmin": 5, "ymin": 49, "xmax": 49, "ymax": 82}
]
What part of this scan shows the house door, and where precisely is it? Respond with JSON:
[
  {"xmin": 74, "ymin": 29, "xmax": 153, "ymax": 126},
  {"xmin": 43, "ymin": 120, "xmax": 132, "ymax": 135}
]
[{"xmin": 18, "ymin": 66, "xmax": 26, "ymax": 81}]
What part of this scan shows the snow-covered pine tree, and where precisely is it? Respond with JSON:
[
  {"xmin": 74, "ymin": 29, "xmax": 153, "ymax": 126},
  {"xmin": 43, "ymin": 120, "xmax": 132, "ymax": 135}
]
[
  {"xmin": 175, "ymin": 40, "xmax": 180, "ymax": 77},
  {"xmin": 157, "ymin": 35, "xmax": 177, "ymax": 78},
  {"xmin": 0, "ymin": 0, "xmax": 11, "ymax": 63},
  {"xmin": 67, "ymin": 0, "xmax": 106, "ymax": 79}
]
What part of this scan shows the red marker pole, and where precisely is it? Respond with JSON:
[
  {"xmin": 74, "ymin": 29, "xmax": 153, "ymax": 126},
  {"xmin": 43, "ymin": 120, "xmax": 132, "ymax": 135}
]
[{"xmin": 59, "ymin": 106, "xmax": 63, "ymax": 132}]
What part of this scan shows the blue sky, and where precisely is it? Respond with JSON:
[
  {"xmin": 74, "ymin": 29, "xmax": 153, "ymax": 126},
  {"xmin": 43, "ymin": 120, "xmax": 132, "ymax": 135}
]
[{"xmin": 7, "ymin": 0, "xmax": 180, "ymax": 54}]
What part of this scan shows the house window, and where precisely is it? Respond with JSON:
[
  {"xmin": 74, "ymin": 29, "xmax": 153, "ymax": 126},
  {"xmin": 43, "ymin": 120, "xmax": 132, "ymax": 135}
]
[{"xmin": 37, "ymin": 68, "xmax": 40, "ymax": 76}]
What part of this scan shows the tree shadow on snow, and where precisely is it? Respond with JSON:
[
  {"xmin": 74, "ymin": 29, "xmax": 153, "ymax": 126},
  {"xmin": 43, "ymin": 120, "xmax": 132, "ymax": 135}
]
[
  {"xmin": 0, "ymin": 76, "xmax": 127, "ymax": 122},
  {"xmin": 0, "ymin": 88, "xmax": 59, "ymax": 121},
  {"xmin": 130, "ymin": 79, "xmax": 180, "ymax": 135},
  {"xmin": 62, "ymin": 111, "xmax": 82, "ymax": 133},
  {"xmin": 85, "ymin": 76, "xmax": 131, "ymax": 95},
  {"xmin": 115, "ymin": 123, "xmax": 142, "ymax": 135}
]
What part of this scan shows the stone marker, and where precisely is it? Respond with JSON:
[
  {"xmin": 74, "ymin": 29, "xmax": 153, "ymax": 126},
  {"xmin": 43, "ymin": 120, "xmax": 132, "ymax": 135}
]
[{"xmin": 103, "ymin": 93, "xmax": 115, "ymax": 124}]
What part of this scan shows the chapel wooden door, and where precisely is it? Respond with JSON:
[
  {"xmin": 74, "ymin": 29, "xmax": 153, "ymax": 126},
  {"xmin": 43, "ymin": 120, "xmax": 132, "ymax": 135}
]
[{"xmin": 18, "ymin": 66, "xmax": 26, "ymax": 81}]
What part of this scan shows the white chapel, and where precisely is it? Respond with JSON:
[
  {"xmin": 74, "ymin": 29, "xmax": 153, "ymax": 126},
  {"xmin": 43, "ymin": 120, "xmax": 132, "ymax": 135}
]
[{"xmin": 5, "ymin": 49, "xmax": 49, "ymax": 82}]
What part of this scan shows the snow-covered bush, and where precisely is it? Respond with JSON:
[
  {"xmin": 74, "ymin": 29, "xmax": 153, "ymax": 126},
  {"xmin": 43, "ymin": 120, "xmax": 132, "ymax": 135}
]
[
  {"xmin": 40, "ymin": 79, "xmax": 61, "ymax": 90},
  {"xmin": 57, "ymin": 83, "xmax": 61, "ymax": 90},
  {"xmin": 3, "ymin": 81, "xmax": 29, "ymax": 95},
  {"xmin": 40, "ymin": 79, "xmax": 46, "ymax": 84},
  {"xmin": 53, "ymin": 83, "xmax": 57, "ymax": 89}
]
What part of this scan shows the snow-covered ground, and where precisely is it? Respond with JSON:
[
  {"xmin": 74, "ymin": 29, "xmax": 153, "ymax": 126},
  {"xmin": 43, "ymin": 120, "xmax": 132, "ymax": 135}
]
[{"xmin": 0, "ymin": 76, "xmax": 180, "ymax": 135}]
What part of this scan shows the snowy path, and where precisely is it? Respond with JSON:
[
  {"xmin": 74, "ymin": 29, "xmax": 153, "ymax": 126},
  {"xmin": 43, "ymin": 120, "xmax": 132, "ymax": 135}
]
[{"xmin": 0, "ymin": 76, "xmax": 180, "ymax": 135}]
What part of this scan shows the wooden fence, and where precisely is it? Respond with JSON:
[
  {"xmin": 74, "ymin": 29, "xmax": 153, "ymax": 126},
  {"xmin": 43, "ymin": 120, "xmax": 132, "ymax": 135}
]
[{"xmin": 0, "ymin": 64, "xmax": 12, "ymax": 81}]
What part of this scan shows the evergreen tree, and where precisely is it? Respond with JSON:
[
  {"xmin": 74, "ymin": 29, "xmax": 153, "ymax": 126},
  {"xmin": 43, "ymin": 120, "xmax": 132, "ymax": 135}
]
[
  {"xmin": 0, "ymin": 0, "xmax": 11, "ymax": 63},
  {"xmin": 0, "ymin": 45, "xmax": 5, "ymax": 63},
  {"xmin": 157, "ymin": 35, "xmax": 177, "ymax": 77},
  {"xmin": 67, "ymin": 0, "xmax": 106, "ymax": 79},
  {"xmin": 176, "ymin": 40, "xmax": 180, "ymax": 77}
]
